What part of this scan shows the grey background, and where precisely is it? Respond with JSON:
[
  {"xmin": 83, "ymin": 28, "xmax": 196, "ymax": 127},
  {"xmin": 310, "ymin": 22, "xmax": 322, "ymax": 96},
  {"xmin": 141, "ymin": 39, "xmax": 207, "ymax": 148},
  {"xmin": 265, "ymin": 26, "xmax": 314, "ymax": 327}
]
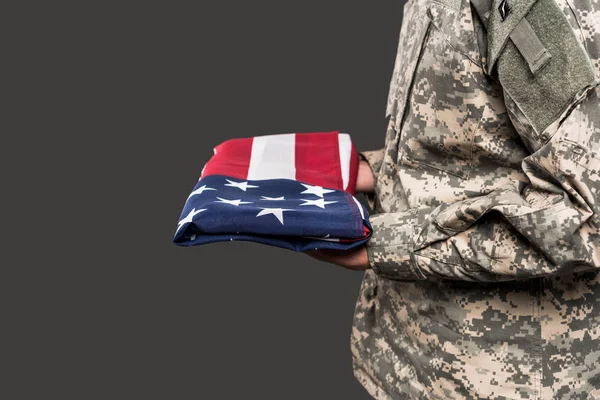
[{"xmin": 8, "ymin": 0, "xmax": 405, "ymax": 398}]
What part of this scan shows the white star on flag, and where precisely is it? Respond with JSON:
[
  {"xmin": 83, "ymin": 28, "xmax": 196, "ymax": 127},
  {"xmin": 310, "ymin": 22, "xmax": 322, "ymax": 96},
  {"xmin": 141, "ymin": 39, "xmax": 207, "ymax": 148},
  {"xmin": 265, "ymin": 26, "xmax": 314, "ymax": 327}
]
[
  {"xmin": 225, "ymin": 179, "xmax": 259, "ymax": 192},
  {"xmin": 299, "ymin": 198, "xmax": 337, "ymax": 209},
  {"xmin": 256, "ymin": 207, "xmax": 295, "ymax": 225},
  {"xmin": 187, "ymin": 185, "xmax": 216, "ymax": 199},
  {"xmin": 176, "ymin": 208, "xmax": 207, "ymax": 234},
  {"xmin": 300, "ymin": 183, "xmax": 335, "ymax": 198},
  {"xmin": 261, "ymin": 196, "xmax": 285, "ymax": 201},
  {"xmin": 215, "ymin": 197, "xmax": 253, "ymax": 206}
]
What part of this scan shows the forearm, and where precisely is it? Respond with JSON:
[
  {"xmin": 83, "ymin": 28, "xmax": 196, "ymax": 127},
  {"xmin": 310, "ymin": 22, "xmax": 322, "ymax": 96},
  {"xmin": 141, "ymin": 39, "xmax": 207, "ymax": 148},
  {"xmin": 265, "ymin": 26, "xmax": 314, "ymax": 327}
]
[
  {"xmin": 357, "ymin": 149, "xmax": 384, "ymax": 211},
  {"xmin": 366, "ymin": 181, "xmax": 600, "ymax": 282},
  {"xmin": 356, "ymin": 160, "xmax": 375, "ymax": 193}
]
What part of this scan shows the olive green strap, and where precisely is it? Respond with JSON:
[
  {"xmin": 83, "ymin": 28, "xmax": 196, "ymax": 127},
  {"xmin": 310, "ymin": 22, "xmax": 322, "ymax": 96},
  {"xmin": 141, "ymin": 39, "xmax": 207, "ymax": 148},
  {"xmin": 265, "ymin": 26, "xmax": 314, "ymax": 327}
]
[
  {"xmin": 469, "ymin": 0, "xmax": 551, "ymax": 75},
  {"xmin": 509, "ymin": 18, "xmax": 552, "ymax": 74}
]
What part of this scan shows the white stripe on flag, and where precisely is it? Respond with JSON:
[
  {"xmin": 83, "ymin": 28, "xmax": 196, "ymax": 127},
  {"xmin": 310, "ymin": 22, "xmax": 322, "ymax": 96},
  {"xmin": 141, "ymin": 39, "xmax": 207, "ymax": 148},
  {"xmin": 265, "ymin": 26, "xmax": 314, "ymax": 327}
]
[
  {"xmin": 302, "ymin": 236, "xmax": 341, "ymax": 242},
  {"xmin": 338, "ymin": 133, "xmax": 352, "ymax": 190},
  {"xmin": 352, "ymin": 196, "xmax": 365, "ymax": 220},
  {"xmin": 247, "ymin": 133, "xmax": 296, "ymax": 180}
]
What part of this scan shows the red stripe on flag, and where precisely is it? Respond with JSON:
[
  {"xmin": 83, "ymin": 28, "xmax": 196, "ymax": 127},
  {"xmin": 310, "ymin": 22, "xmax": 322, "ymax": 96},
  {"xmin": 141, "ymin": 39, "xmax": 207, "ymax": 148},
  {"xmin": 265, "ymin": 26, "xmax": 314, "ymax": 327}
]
[
  {"xmin": 200, "ymin": 137, "xmax": 253, "ymax": 180},
  {"xmin": 346, "ymin": 142, "xmax": 359, "ymax": 195},
  {"xmin": 295, "ymin": 131, "xmax": 343, "ymax": 191}
]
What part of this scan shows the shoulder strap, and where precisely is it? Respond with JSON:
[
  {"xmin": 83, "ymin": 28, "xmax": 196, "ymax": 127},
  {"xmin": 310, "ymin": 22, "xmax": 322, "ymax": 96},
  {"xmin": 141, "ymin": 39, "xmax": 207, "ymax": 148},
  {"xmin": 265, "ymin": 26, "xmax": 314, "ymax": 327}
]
[
  {"xmin": 509, "ymin": 19, "xmax": 552, "ymax": 74},
  {"xmin": 470, "ymin": 0, "xmax": 550, "ymax": 75}
]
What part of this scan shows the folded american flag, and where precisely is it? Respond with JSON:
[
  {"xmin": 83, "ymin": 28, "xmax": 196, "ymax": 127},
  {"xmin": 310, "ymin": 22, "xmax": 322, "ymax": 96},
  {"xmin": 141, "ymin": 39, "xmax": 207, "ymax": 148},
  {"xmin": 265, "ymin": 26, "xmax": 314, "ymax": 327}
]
[{"xmin": 173, "ymin": 131, "xmax": 372, "ymax": 251}]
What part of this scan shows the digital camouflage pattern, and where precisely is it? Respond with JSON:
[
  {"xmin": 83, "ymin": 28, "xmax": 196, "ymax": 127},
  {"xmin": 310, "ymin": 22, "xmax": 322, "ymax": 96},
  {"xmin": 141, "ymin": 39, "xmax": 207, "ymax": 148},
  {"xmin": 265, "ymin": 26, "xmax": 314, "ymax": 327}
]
[{"xmin": 352, "ymin": 0, "xmax": 600, "ymax": 398}]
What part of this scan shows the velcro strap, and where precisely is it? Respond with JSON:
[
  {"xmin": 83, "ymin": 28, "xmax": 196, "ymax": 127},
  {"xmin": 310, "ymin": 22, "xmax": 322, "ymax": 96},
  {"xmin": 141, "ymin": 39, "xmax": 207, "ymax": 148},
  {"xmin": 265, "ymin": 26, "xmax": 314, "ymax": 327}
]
[
  {"xmin": 509, "ymin": 18, "xmax": 552, "ymax": 74},
  {"xmin": 469, "ymin": 0, "xmax": 551, "ymax": 75}
]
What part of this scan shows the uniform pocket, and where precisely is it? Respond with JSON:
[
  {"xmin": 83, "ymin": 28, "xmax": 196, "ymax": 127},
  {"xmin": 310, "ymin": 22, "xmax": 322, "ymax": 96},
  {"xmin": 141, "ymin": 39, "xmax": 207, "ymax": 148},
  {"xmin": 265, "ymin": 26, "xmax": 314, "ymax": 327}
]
[{"xmin": 397, "ymin": 0, "xmax": 488, "ymax": 180}]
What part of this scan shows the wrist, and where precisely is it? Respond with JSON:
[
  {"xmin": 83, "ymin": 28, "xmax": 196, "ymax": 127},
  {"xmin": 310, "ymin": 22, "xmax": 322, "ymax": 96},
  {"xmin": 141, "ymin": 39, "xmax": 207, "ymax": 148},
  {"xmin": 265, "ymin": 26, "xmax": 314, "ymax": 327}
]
[{"xmin": 356, "ymin": 160, "xmax": 375, "ymax": 193}]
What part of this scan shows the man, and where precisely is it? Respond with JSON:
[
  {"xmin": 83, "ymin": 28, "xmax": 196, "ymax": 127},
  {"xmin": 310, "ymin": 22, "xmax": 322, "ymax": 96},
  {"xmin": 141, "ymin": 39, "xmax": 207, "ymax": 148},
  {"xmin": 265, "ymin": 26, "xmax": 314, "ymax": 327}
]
[{"xmin": 306, "ymin": 0, "xmax": 600, "ymax": 398}]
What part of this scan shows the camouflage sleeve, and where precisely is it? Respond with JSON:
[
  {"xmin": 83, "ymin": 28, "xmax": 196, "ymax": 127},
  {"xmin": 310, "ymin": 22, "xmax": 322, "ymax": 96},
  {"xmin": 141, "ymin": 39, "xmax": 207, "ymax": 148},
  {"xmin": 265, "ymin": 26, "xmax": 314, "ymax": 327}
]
[
  {"xmin": 358, "ymin": 148, "xmax": 384, "ymax": 211},
  {"xmin": 367, "ymin": 84, "xmax": 600, "ymax": 282}
]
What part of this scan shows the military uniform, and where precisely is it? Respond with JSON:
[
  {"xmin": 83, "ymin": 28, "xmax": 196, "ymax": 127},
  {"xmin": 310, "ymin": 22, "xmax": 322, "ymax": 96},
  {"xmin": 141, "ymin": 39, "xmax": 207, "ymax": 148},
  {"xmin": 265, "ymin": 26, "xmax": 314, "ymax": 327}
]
[{"xmin": 352, "ymin": 0, "xmax": 600, "ymax": 398}]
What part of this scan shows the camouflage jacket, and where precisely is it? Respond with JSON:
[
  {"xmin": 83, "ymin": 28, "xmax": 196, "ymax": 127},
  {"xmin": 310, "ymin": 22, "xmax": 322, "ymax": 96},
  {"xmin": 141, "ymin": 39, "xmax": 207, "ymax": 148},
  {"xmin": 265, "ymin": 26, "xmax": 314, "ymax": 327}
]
[{"xmin": 352, "ymin": 0, "xmax": 600, "ymax": 398}]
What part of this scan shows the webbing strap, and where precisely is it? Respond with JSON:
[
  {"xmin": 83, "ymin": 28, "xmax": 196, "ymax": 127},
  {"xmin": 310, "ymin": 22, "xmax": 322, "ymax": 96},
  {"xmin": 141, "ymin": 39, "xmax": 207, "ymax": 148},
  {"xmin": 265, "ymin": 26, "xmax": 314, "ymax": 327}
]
[
  {"xmin": 469, "ymin": 0, "xmax": 551, "ymax": 75},
  {"xmin": 509, "ymin": 18, "xmax": 552, "ymax": 74}
]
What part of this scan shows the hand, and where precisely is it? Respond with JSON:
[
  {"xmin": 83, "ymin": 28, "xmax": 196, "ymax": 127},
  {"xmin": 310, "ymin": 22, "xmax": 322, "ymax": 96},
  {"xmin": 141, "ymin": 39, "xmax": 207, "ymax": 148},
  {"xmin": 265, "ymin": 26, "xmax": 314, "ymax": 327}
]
[
  {"xmin": 304, "ymin": 245, "xmax": 370, "ymax": 271},
  {"xmin": 356, "ymin": 160, "xmax": 375, "ymax": 193}
]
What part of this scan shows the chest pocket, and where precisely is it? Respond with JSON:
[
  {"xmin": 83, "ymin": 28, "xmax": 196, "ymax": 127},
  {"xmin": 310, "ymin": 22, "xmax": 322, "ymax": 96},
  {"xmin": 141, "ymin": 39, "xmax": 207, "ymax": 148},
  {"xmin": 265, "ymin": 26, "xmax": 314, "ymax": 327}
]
[{"xmin": 396, "ymin": 0, "xmax": 489, "ymax": 180}]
